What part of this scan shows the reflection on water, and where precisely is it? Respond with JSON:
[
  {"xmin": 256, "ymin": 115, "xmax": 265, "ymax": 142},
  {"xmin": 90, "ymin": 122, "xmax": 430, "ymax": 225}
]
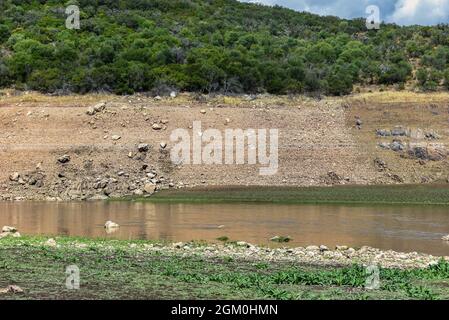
[{"xmin": 0, "ymin": 201, "xmax": 448, "ymax": 256}]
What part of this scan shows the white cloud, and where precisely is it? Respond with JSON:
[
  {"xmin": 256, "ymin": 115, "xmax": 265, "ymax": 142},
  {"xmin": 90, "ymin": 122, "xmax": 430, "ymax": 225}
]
[
  {"xmin": 241, "ymin": 0, "xmax": 449, "ymax": 25},
  {"xmin": 387, "ymin": 0, "xmax": 449, "ymax": 25}
]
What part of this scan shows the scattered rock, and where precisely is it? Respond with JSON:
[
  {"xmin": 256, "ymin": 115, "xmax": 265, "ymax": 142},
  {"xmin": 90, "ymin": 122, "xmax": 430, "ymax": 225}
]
[
  {"xmin": 45, "ymin": 238, "xmax": 57, "ymax": 247},
  {"xmin": 86, "ymin": 102, "xmax": 106, "ymax": 115},
  {"xmin": 9, "ymin": 172, "xmax": 20, "ymax": 182},
  {"xmin": 111, "ymin": 135, "xmax": 121, "ymax": 141},
  {"xmin": 390, "ymin": 140, "xmax": 405, "ymax": 152},
  {"xmin": 144, "ymin": 183, "xmax": 156, "ymax": 195},
  {"xmin": 104, "ymin": 221, "xmax": 119, "ymax": 229},
  {"xmin": 173, "ymin": 242, "xmax": 184, "ymax": 249},
  {"xmin": 375, "ymin": 129, "xmax": 391, "ymax": 137},
  {"xmin": 374, "ymin": 158, "xmax": 387, "ymax": 172},
  {"xmin": 93, "ymin": 102, "xmax": 106, "ymax": 113},
  {"xmin": 270, "ymin": 236, "xmax": 292, "ymax": 243},
  {"xmin": 2, "ymin": 226, "xmax": 17, "ymax": 233},
  {"xmin": 236, "ymin": 241, "xmax": 251, "ymax": 248},
  {"xmin": 0, "ymin": 285, "xmax": 24, "ymax": 294},
  {"xmin": 391, "ymin": 127, "xmax": 407, "ymax": 137},
  {"xmin": 57, "ymin": 155, "xmax": 71, "ymax": 164},
  {"xmin": 0, "ymin": 226, "xmax": 20, "ymax": 239},
  {"xmin": 86, "ymin": 107, "xmax": 96, "ymax": 116},
  {"xmin": 324, "ymin": 171, "xmax": 342, "ymax": 185},
  {"xmin": 137, "ymin": 143, "xmax": 149, "ymax": 152}
]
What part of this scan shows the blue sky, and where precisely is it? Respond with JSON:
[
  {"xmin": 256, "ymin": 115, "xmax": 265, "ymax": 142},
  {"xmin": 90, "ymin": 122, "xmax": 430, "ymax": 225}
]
[{"xmin": 241, "ymin": 0, "xmax": 449, "ymax": 25}]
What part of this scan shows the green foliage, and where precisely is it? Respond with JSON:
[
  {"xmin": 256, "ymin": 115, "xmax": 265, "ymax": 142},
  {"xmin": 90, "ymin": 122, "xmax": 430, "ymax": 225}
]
[
  {"xmin": 1, "ymin": 237, "xmax": 449, "ymax": 300},
  {"xmin": 0, "ymin": 0, "xmax": 448, "ymax": 95}
]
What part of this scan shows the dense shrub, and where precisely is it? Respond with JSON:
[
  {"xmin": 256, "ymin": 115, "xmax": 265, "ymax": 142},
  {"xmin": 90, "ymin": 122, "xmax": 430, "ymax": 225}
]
[{"xmin": 0, "ymin": 0, "xmax": 448, "ymax": 95}]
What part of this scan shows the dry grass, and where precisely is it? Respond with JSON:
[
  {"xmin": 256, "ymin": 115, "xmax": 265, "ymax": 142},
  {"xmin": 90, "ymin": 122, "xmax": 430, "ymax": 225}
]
[
  {"xmin": 3, "ymin": 89, "xmax": 448, "ymax": 109},
  {"xmin": 346, "ymin": 91, "xmax": 449, "ymax": 104}
]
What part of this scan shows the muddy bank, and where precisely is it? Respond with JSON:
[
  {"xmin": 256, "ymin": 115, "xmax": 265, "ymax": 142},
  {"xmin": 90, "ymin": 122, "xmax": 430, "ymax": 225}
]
[{"xmin": 1, "ymin": 90, "xmax": 449, "ymax": 201}]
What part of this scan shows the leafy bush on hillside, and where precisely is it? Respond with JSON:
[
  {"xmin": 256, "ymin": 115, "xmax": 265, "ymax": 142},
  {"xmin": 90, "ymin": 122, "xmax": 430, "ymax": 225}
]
[{"xmin": 0, "ymin": 0, "xmax": 448, "ymax": 95}]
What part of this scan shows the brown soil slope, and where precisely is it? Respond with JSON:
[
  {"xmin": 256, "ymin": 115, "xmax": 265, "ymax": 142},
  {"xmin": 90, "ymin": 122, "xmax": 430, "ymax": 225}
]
[{"xmin": 1, "ymin": 90, "xmax": 449, "ymax": 200}]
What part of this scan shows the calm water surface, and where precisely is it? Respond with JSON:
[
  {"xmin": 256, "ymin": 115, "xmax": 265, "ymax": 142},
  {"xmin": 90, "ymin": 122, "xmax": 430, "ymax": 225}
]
[{"xmin": 0, "ymin": 201, "xmax": 448, "ymax": 256}]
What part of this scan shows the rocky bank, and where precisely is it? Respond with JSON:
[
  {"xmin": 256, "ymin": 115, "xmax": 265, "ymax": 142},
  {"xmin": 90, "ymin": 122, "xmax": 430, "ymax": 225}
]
[{"xmin": 1, "ymin": 90, "xmax": 449, "ymax": 201}]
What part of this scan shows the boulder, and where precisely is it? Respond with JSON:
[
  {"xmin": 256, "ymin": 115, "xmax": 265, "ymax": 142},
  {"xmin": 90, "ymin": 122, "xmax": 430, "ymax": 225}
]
[
  {"xmin": 137, "ymin": 143, "xmax": 149, "ymax": 152},
  {"xmin": 104, "ymin": 221, "xmax": 119, "ymax": 229},
  {"xmin": 0, "ymin": 285, "xmax": 24, "ymax": 294},
  {"xmin": 270, "ymin": 236, "xmax": 291, "ymax": 243},
  {"xmin": 57, "ymin": 155, "xmax": 71, "ymax": 164},
  {"xmin": 427, "ymin": 147, "xmax": 447, "ymax": 161},
  {"xmin": 378, "ymin": 142, "xmax": 390, "ymax": 149},
  {"xmin": 45, "ymin": 238, "xmax": 57, "ymax": 247},
  {"xmin": 375, "ymin": 129, "xmax": 391, "ymax": 137},
  {"xmin": 93, "ymin": 102, "xmax": 106, "ymax": 113},
  {"xmin": 9, "ymin": 172, "xmax": 20, "ymax": 182},
  {"xmin": 2, "ymin": 226, "xmax": 17, "ymax": 233},
  {"xmin": 407, "ymin": 146, "xmax": 446, "ymax": 161},
  {"xmin": 442, "ymin": 235, "xmax": 449, "ymax": 241},
  {"xmin": 152, "ymin": 123, "xmax": 162, "ymax": 130},
  {"xmin": 0, "ymin": 226, "xmax": 20, "ymax": 239},
  {"xmin": 144, "ymin": 183, "xmax": 156, "ymax": 194},
  {"xmin": 236, "ymin": 241, "xmax": 250, "ymax": 247},
  {"xmin": 86, "ymin": 107, "xmax": 96, "ymax": 116},
  {"xmin": 390, "ymin": 140, "xmax": 405, "ymax": 152},
  {"xmin": 374, "ymin": 158, "xmax": 387, "ymax": 172},
  {"xmin": 391, "ymin": 127, "xmax": 407, "ymax": 136},
  {"xmin": 111, "ymin": 135, "xmax": 121, "ymax": 141}
]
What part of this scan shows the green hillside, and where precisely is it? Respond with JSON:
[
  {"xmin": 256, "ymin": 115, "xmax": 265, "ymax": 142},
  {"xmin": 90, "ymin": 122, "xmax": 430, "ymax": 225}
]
[{"xmin": 0, "ymin": 0, "xmax": 448, "ymax": 95}]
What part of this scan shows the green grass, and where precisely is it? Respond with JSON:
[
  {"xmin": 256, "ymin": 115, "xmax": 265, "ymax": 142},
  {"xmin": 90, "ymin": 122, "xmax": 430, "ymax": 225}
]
[
  {"xmin": 0, "ymin": 236, "xmax": 448, "ymax": 300},
  {"xmin": 135, "ymin": 185, "xmax": 449, "ymax": 206}
]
